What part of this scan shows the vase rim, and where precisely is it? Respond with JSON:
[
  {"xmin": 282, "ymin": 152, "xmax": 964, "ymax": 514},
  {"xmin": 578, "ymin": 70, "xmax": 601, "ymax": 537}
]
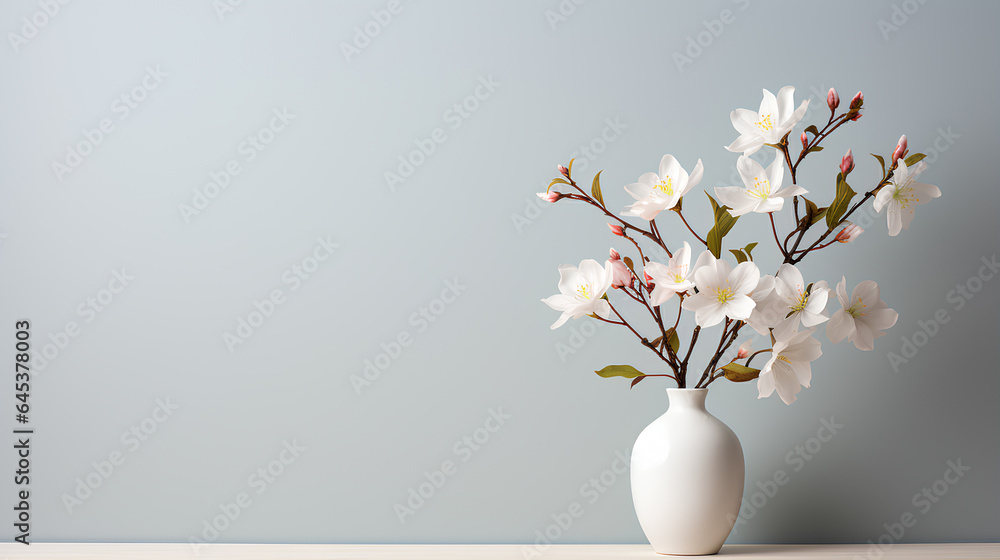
[{"xmin": 665, "ymin": 387, "xmax": 708, "ymax": 392}]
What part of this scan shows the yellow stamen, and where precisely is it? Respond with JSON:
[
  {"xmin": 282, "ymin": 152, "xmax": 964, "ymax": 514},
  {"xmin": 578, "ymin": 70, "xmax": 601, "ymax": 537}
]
[
  {"xmin": 756, "ymin": 113, "xmax": 775, "ymax": 132},
  {"xmin": 715, "ymin": 285, "xmax": 734, "ymax": 304},
  {"xmin": 654, "ymin": 175, "xmax": 675, "ymax": 197},
  {"xmin": 749, "ymin": 175, "xmax": 771, "ymax": 199},
  {"xmin": 846, "ymin": 298, "xmax": 866, "ymax": 317}
]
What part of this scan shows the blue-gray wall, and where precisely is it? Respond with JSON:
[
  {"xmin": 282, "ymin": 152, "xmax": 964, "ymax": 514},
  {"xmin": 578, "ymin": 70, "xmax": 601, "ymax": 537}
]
[{"xmin": 1, "ymin": 0, "xmax": 997, "ymax": 546}]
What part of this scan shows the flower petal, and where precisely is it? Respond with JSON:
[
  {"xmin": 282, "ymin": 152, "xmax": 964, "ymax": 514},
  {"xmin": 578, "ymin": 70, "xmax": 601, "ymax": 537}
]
[
  {"xmin": 724, "ymin": 294, "xmax": 756, "ymax": 320},
  {"xmin": 887, "ymin": 205, "xmax": 903, "ymax": 236},
  {"xmin": 782, "ymin": 334, "xmax": 822, "ymax": 362},
  {"xmin": 681, "ymin": 292, "xmax": 713, "ymax": 312},
  {"xmin": 852, "ymin": 280, "xmax": 880, "ymax": 308},
  {"xmin": 557, "ymin": 265, "xmax": 584, "ymax": 297},
  {"xmin": 592, "ymin": 299, "xmax": 611, "ymax": 320},
  {"xmin": 696, "ymin": 302, "xmax": 728, "ymax": 328},
  {"xmin": 757, "ymin": 369, "xmax": 776, "ymax": 399},
  {"xmin": 549, "ymin": 312, "xmax": 572, "ymax": 330},
  {"xmin": 755, "ymin": 197, "xmax": 784, "ymax": 214},
  {"xmin": 715, "ymin": 186, "xmax": 753, "ymax": 210},
  {"xmin": 731, "ymin": 109, "xmax": 761, "ymax": 136},
  {"xmin": 852, "ymin": 319, "xmax": 876, "ymax": 351},
  {"xmin": 754, "ymin": 275, "xmax": 775, "ymax": 299},
  {"xmin": 776, "ymin": 86, "xmax": 795, "ymax": 121},
  {"xmin": 873, "ymin": 186, "xmax": 894, "ymax": 213},
  {"xmin": 541, "ymin": 294, "xmax": 576, "ymax": 312},
  {"xmin": 836, "ymin": 276, "xmax": 849, "ymax": 308},
  {"xmin": 659, "ymin": 154, "xmax": 683, "ymax": 184},
  {"xmin": 863, "ymin": 307, "xmax": 899, "ymax": 331},
  {"xmin": 691, "ymin": 250, "xmax": 717, "ymax": 277},
  {"xmin": 577, "ymin": 259, "xmax": 605, "ymax": 285},
  {"xmin": 737, "ymin": 155, "xmax": 766, "ymax": 189},
  {"xmin": 726, "ymin": 135, "xmax": 763, "ymax": 155},
  {"xmin": 771, "ymin": 361, "xmax": 801, "ymax": 405},
  {"xmin": 766, "ymin": 156, "xmax": 785, "ymax": 192},
  {"xmin": 791, "ymin": 360, "xmax": 812, "ymax": 388},
  {"xmin": 826, "ymin": 310, "xmax": 855, "ymax": 343},
  {"xmin": 910, "ymin": 181, "xmax": 941, "ymax": 204},
  {"xmin": 649, "ymin": 285, "xmax": 677, "ymax": 307},
  {"xmin": 729, "ymin": 261, "xmax": 761, "ymax": 294},
  {"xmin": 771, "ymin": 315, "xmax": 801, "ymax": 343},
  {"xmin": 773, "ymin": 184, "xmax": 808, "ymax": 198},
  {"xmin": 759, "ymin": 88, "xmax": 778, "ymax": 120},
  {"xmin": 685, "ymin": 159, "xmax": 705, "ymax": 194}
]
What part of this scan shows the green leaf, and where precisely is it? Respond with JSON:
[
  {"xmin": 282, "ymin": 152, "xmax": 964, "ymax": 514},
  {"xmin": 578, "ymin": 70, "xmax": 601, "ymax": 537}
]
[
  {"xmin": 804, "ymin": 197, "xmax": 819, "ymax": 217},
  {"xmin": 706, "ymin": 192, "xmax": 720, "ymax": 214},
  {"xmin": 722, "ymin": 363, "xmax": 761, "ymax": 382},
  {"xmin": 630, "ymin": 375, "xmax": 646, "ymax": 389},
  {"xmin": 591, "ymin": 170, "xmax": 605, "ymax": 207},
  {"xmin": 547, "ymin": 177, "xmax": 568, "ymax": 192},
  {"xmin": 805, "ymin": 125, "xmax": 820, "ymax": 137},
  {"xmin": 706, "ymin": 194, "xmax": 739, "ymax": 259},
  {"xmin": 808, "ymin": 146, "xmax": 824, "ymax": 153},
  {"xmin": 802, "ymin": 198, "xmax": 828, "ymax": 225},
  {"xmin": 904, "ymin": 153, "xmax": 926, "ymax": 167},
  {"xmin": 595, "ymin": 365, "xmax": 645, "ymax": 379},
  {"xmin": 623, "ymin": 256, "xmax": 634, "ymax": 273},
  {"xmin": 666, "ymin": 328, "xmax": 680, "ymax": 354},
  {"xmin": 826, "ymin": 175, "xmax": 857, "ymax": 229},
  {"xmin": 730, "ymin": 249, "xmax": 748, "ymax": 263},
  {"xmin": 743, "ymin": 242, "xmax": 758, "ymax": 260},
  {"xmin": 871, "ymin": 153, "xmax": 886, "ymax": 177}
]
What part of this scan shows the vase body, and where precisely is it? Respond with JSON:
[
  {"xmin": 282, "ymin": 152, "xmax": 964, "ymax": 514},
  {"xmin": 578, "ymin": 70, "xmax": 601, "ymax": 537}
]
[{"xmin": 631, "ymin": 388, "xmax": 744, "ymax": 555}]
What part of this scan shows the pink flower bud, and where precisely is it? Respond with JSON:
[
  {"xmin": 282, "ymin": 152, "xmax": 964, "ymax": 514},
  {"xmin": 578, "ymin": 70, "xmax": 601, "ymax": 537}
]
[
  {"xmin": 537, "ymin": 192, "xmax": 559, "ymax": 203},
  {"xmin": 835, "ymin": 223, "xmax": 863, "ymax": 244},
  {"xmin": 608, "ymin": 258, "xmax": 631, "ymax": 288},
  {"xmin": 736, "ymin": 340, "xmax": 752, "ymax": 360},
  {"xmin": 801, "ymin": 131, "xmax": 808, "ymax": 149},
  {"xmin": 609, "ymin": 248, "xmax": 621, "ymax": 261},
  {"xmin": 849, "ymin": 91, "xmax": 864, "ymax": 110},
  {"xmin": 827, "ymin": 88, "xmax": 840, "ymax": 111},
  {"xmin": 840, "ymin": 149, "xmax": 854, "ymax": 175},
  {"xmin": 643, "ymin": 271, "xmax": 655, "ymax": 290},
  {"xmin": 557, "ymin": 165, "xmax": 570, "ymax": 178},
  {"xmin": 608, "ymin": 223, "xmax": 625, "ymax": 237},
  {"xmin": 892, "ymin": 134, "xmax": 908, "ymax": 163}
]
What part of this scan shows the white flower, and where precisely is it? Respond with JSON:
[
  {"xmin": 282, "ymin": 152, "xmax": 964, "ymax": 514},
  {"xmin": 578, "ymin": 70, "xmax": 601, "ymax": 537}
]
[
  {"xmin": 622, "ymin": 154, "xmax": 704, "ymax": 221},
  {"xmin": 643, "ymin": 242, "xmax": 714, "ymax": 306},
  {"xmin": 771, "ymin": 264, "xmax": 830, "ymax": 342},
  {"xmin": 745, "ymin": 274, "xmax": 784, "ymax": 335},
  {"xmin": 757, "ymin": 329, "xmax": 822, "ymax": 405},
  {"xmin": 681, "ymin": 254, "xmax": 760, "ymax": 328},
  {"xmin": 726, "ymin": 86, "xmax": 810, "ymax": 155},
  {"xmin": 827, "ymin": 277, "xmax": 898, "ymax": 351},
  {"xmin": 715, "ymin": 155, "xmax": 807, "ymax": 217},
  {"xmin": 541, "ymin": 259, "xmax": 614, "ymax": 330},
  {"xmin": 873, "ymin": 159, "xmax": 941, "ymax": 236}
]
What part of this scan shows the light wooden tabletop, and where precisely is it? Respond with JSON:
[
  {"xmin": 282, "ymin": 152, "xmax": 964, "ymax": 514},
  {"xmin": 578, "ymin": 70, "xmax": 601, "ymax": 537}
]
[{"xmin": 0, "ymin": 543, "xmax": 996, "ymax": 559}]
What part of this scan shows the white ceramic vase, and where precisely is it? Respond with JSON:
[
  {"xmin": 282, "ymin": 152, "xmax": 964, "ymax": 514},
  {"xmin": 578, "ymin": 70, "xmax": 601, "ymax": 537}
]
[{"xmin": 630, "ymin": 388, "xmax": 744, "ymax": 556}]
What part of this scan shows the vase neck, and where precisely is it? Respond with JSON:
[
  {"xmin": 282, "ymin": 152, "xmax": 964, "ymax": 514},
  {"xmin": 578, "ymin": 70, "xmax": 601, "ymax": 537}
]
[{"xmin": 666, "ymin": 388, "xmax": 708, "ymax": 412}]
